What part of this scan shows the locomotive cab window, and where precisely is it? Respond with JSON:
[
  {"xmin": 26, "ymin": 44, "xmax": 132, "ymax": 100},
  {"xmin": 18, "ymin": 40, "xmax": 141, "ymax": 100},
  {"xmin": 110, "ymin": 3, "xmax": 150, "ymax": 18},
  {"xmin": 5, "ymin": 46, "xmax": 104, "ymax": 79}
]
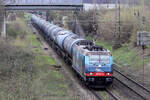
[{"xmin": 89, "ymin": 55, "xmax": 110, "ymax": 64}]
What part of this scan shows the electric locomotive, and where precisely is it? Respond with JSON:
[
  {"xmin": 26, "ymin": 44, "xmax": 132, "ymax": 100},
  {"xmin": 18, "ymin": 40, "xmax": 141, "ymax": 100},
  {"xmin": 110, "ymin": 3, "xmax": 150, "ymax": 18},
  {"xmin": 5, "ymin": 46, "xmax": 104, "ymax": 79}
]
[
  {"xmin": 31, "ymin": 15, "xmax": 113, "ymax": 87},
  {"xmin": 72, "ymin": 41, "xmax": 113, "ymax": 86}
]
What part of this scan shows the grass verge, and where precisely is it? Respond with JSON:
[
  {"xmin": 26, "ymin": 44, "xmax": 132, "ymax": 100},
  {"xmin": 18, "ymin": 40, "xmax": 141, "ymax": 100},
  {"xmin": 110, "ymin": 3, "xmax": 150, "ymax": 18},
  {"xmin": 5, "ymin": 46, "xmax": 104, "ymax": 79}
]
[{"xmin": 0, "ymin": 13, "xmax": 78, "ymax": 100}]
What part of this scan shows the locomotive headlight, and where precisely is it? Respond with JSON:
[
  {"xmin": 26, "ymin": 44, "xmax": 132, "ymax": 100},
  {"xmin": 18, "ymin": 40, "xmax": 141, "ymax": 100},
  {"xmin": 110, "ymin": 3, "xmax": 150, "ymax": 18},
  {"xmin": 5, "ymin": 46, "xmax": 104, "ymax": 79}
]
[
  {"xmin": 106, "ymin": 73, "xmax": 110, "ymax": 75},
  {"xmin": 90, "ymin": 72, "xmax": 94, "ymax": 75},
  {"xmin": 98, "ymin": 65, "xmax": 102, "ymax": 67}
]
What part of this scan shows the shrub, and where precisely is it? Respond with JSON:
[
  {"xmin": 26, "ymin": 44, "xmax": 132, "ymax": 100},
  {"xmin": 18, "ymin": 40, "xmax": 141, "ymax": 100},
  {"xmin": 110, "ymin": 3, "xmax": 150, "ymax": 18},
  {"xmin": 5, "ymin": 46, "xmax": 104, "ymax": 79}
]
[
  {"xmin": 7, "ymin": 18, "xmax": 27, "ymax": 39},
  {"xmin": 0, "ymin": 42, "xmax": 36, "ymax": 79}
]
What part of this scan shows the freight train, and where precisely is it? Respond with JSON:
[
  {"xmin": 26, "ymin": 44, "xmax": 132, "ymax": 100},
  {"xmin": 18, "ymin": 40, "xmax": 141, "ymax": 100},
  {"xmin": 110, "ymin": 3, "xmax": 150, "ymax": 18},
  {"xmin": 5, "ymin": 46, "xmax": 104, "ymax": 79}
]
[{"xmin": 31, "ymin": 15, "xmax": 113, "ymax": 87}]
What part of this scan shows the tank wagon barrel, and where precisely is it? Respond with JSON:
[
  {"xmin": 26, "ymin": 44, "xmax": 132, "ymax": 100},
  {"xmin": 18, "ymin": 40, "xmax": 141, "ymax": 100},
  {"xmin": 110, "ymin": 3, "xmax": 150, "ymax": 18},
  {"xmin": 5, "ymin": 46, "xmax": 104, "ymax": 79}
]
[
  {"xmin": 31, "ymin": 15, "xmax": 84, "ymax": 56},
  {"xmin": 31, "ymin": 15, "xmax": 114, "ymax": 88}
]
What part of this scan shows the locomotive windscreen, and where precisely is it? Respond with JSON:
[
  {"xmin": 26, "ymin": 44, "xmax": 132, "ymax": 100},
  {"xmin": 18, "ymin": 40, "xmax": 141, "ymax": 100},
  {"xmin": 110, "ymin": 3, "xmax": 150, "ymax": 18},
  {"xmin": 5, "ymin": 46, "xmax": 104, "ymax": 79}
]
[{"xmin": 89, "ymin": 55, "xmax": 110, "ymax": 64}]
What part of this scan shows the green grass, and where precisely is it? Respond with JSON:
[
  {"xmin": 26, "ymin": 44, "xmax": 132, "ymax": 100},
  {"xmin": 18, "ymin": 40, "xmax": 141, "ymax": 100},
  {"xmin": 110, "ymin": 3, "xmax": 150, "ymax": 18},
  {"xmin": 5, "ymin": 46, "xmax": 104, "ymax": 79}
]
[
  {"xmin": 96, "ymin": 40, "xmax": 113, "ymax": 51},
  {"xmin": 32, "ymin": 65, "xmax": 69, "ymax": 99},
  {"xmin": 36, "ymin": 55, "xmax": 56, "ymax": 66},
  {"xmin": 1, "ymin": 13, "xmax": 78, "ymax": 100},
  {"xmin": 32, "ymin": 47, "xmax": 44, "ymax": 54},
  {"xmin": 113, "ymin": 46, "xmax": 141, "ymax": 67},
  {"xmin": 24, "ymin": 13, "xmax": 31, "ymax": 22},
  {"xmin": 28, "ymin": 34, "xmax": 41, "ymax": 47},
  {"xmin": 100, "ymin": 91, "xmax": 109, "ymax": 100},
  {"xmin": 22, "ymin": 14, "xmax": 72, "ymax": 99}
]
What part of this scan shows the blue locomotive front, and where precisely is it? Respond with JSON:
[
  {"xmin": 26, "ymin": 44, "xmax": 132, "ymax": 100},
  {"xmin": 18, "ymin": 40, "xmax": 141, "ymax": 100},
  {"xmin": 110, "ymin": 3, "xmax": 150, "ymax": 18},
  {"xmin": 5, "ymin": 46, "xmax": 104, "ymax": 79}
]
[{"xmin": 72, "ymin": 43, "xmax": 113, "ymax": 86}]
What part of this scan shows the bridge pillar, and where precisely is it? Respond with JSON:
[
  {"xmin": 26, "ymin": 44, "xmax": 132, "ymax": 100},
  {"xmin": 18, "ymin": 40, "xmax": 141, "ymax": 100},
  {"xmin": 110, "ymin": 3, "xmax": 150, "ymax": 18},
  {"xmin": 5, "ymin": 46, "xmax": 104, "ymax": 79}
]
[{"xmin": 1, "ymin": 11, "xmax": 6, "ymax": 38}]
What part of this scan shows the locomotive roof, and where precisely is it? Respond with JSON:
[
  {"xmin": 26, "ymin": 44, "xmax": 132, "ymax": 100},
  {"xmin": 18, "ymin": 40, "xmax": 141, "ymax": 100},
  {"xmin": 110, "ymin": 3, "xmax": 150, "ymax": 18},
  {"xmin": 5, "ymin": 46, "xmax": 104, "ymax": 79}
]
[{"xmin": 74, "ymin": 43, "xmax": 110, "ymax": 56}]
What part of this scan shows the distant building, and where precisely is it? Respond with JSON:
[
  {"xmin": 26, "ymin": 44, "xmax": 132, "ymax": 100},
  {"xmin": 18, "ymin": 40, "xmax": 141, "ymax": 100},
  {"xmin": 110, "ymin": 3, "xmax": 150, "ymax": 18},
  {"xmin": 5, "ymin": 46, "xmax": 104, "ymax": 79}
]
[
  {"xmin": 83, "ymin": 0, "xmax": 128, "ymax": 11},
  {"xmin": 83, "ymin": 0, "xmax": 126, "ymax": 4},
  {"xmin": 83, "ymin": 3, "xmax": 116, "ymax": 10},
  {"xmin": 83, "ymin": 0, "xmax": 116, "ymax": 4}
]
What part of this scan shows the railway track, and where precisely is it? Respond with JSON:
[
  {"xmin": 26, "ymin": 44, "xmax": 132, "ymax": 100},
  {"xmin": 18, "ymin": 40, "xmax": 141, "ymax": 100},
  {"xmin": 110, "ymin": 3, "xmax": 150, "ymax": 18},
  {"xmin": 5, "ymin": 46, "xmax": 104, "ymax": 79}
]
[
  {"xmin": 114, "ymin": 63, "xmax": 150, "ymax": 100},
  {"xmin": 91, "ymin": 90, "xmax": 105, "ymax": 100},
  {"xmin": 90, "ymin": 88, "xmax": 121, "ymax": 100},
  {"xmin": 105, "ymin": 88, "xmax": 121, "ymax": 100}
]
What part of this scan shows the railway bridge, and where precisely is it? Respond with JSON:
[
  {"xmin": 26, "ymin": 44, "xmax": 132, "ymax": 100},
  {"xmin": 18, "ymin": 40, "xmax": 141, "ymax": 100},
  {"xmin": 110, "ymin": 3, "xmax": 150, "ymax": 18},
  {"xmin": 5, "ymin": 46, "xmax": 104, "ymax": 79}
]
[{"xmin": 1, "ymin": 0, "xmax": 83, "ymax": 38}]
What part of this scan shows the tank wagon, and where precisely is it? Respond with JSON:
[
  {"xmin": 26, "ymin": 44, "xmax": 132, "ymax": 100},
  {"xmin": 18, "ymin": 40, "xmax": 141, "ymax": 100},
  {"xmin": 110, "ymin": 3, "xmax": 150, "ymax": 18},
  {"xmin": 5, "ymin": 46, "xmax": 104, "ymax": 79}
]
[{"xmin": 31, "ymin": 15, "xmax": 113, "ymax": 87}]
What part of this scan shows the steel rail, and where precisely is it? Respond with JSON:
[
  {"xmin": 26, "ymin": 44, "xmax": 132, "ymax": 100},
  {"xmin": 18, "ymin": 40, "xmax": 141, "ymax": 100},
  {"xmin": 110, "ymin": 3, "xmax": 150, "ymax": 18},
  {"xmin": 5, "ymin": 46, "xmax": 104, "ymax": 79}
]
[
  {"xmin": 91, "ymin": 90, "xmax": 105, "ymax": 100},
  {"xmin": 88, "ymin": 86, "xmax": 120, "ymax": 100},
  {"xmin": 105, "ymin": 88, "xmax": 121, "ymax": 100},
  {"xmin": 114, "ymin": 63, "xmax": 150, "ymax": 94},
  {"xmin": 114, "ymin": 77, "xmax": 147, "ymax": 100}
]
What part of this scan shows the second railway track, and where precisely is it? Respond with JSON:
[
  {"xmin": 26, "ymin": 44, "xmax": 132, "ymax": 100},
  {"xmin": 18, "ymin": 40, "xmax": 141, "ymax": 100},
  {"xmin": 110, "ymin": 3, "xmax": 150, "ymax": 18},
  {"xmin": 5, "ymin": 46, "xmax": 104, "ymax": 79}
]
[{"xmin": 114, "ymin": 63, "xmax": 150, "ymax": 100}]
